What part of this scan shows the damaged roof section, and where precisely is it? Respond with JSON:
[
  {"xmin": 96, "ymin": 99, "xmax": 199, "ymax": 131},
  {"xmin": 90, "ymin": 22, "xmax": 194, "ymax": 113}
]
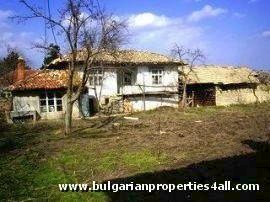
[
  {"xmin": 9, "ymin": 70, "xmax": 80, "ymax": 91},
  {"xmin": 49, "ymin": 49, "xmax": 184, "ymax": 67},
  {"xmin": 185, "ymin": 65, "xmax": 260, "ymax": 85}
]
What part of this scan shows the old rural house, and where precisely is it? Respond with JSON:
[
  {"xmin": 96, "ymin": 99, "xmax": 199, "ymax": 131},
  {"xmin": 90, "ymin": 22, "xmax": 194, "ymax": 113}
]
[
  {"xmin": 7, "ymin": 54, "xmax": 270, "ymax": 121},
  {"xmin": 184, "ymin": 65, "xmax": 270, "ymax": 106},
  {"xmin": 48, "ymin": 50, "xmax": 182, "ymax": 116},
  {"xmin": 0, "ymin": 58, "xmax": 36, "ymax": 121},
  {"xmin": 8, "ymin": 57, "xmax": 83, "ymax": 121},
  {"xmin": 8, "ymin": 50, "xmax": 182, "ymax": 120}
]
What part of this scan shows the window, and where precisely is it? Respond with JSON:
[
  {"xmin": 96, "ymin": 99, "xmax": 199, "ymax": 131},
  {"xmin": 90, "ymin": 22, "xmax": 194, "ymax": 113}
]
[
  {"xmin": 47, "ymin": 92, "xmax": 55, "ymax": 112},
  {"xmin": 39, "ymin": 91, "xmax": 63, "ymax": 113},
  {"xmin": 123, "ymin": 72, "xmax": 132, "ymax": 85},
  {"xmin": 40, "ymin": 93, "xmax": 47, "ymax": 113},
  {"xmin": 56, "ymin": 92, "xmax": 63, "ymax": 111},
  {"xmin": 151, "ymin": 69, "xmax": 163, "ymax": 85},
  {"xmin": 89, "ymin": 69, "xmax": 103, "ymax": 86}
]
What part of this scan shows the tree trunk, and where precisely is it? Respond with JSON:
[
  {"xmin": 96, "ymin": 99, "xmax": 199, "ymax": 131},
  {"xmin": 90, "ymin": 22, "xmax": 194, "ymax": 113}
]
[
  {"xmin": 65, "ymin": 90, "xmax": 73, "ymax": 135},
  {"xmin": 143, "ymin": 79, "xmax": 146, "ymax": 111},
  {"xmin": 181, "ymin": 82, "xmax": 187, "ymax": 108}
]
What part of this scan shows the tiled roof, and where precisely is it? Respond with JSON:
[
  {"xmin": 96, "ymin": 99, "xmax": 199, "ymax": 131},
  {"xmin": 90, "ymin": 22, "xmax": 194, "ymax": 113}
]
[
  {"xmin": 9, "ymin": 70, "xmax": 73, "ymax": 91},
  {"xmin": 0, "ymin": 69, "xmax": 36, "ymax": 89},
  {"xmin": 185, "ymin": 65, "xmax": 259, "ymax": 85},
  {"xmin": 49, "ymin": 49, "xmax": 183, "ymax": 66}
]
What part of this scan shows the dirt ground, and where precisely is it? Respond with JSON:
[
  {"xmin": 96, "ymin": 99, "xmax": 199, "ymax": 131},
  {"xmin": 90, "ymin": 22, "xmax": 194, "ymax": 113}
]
[{"xmin": 0, "ymin": 103, "xmax": 270, "ymax": 201}]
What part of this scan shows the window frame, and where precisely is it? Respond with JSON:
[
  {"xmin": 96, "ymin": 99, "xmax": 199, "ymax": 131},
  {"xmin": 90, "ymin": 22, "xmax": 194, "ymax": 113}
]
[
  {"xmin": 89, "ymin": 69, "xmax": 103, "ymax": 86},
  {"xmin": 39, "ymin": 91, "xmax": 63, "ymax": 113},
  {"xmin": 151, "ymin": 68, "xmax": 163, "ymax": 85},
  {"xmin": 123, "ymin": 71, "xmax": 133, "ymax": 86}
]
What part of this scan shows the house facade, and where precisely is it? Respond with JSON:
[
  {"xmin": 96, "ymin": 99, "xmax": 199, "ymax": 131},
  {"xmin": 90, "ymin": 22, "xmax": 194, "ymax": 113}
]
[
  {"xmin": 9, "ymin": 53, "xmax": 269, "ymax": 122},
  {"xmin": 9, "ymin": 69, "xmax": 80, "ymax": 121},
  {"xmin": 0, "ymin": 58, "xmax": 37, "ymax": 122},
  {"xmin": 9, "ymin": 50, "xmax": 182, "ymax": 121},
  {"xmin": 82, "ymin": 65, "xmax": 179, "ymax": 112},
  {"xmin": 48, "ymin": 50, "xmax": 182, "ymax": 117}
]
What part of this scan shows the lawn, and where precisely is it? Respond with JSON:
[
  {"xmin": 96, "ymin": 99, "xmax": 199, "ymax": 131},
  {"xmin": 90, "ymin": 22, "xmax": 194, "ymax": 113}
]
[{"xmin": 0, "ymin": 103, "xmax": 270, "ymax": 201}]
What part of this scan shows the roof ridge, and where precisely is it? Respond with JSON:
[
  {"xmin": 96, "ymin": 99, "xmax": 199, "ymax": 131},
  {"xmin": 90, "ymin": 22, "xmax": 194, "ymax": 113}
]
[
  {"xmin": 49, "ymin": 49, "xmax": 181, "ymax": 66},
  {"xmin": 195, "ymin": 65, "xmax": 253, "ymax": 70},
  {"xmin": 118, "ymin": 49, "xmax": 173, "ymax": 59}
]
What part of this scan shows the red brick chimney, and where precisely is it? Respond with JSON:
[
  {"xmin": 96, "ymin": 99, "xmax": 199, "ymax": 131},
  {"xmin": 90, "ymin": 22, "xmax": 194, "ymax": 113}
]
[{"xmin": 14, "ymin": 56, "xmax": 26, "ymax": 82}]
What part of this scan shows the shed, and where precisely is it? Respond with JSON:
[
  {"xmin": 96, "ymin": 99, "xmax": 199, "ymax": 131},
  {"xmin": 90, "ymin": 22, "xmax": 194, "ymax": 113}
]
[
  {"xmin": 183, "ymin": 65, "xmax": 270, "ymax": 106},
  {"xmin": 9, "ymin": 68, "xmax": 81, "ymax": 121}
]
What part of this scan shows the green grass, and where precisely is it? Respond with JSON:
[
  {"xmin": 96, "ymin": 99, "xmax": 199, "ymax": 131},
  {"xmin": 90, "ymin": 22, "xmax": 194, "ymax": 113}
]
[
  {"xmin": 52, "ymin": 147, "xmax": 167, "ymax": 178},
  {"xmin": 0, "ymin": 148, "xmax": 166, "ymax": 201},
  {"xmin": 97, "ymin": 152, "xmax": 119, "ymax": 172},
  {"xmin": 122, "ymin": 150, "xmax": 167, "ymax": 173},
  {"xmin": 0, "ymin": 147, "xmax": 109, "ymax": 201}
]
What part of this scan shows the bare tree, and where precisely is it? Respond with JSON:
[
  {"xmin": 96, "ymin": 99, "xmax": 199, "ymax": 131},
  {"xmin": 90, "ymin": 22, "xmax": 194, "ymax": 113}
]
[
  {"xmin": 15, "ymin": 0, "xmax": 127, "ymax": 135},
  {"xmin": 257, "ymin": 70, "xmax": 270, "ymax": 85},
  {"xmin": 171, "ymin": 44, "xmax": 205, "ymax": 109}
]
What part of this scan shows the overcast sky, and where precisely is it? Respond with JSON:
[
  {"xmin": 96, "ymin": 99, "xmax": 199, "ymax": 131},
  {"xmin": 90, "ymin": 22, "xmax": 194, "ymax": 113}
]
[{"xmin": 0, "ymin": 0, "xmax": 270, "ymax": 70}]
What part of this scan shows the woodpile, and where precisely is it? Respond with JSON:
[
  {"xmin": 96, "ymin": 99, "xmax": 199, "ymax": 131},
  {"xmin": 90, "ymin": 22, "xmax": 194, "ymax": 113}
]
[
  {"xmin": 123, "ymin": 99, "xmax": 133, "ymax": 113},
  {"xmin": 101, "ymin": 97, "xmax": 134, "ymax": 114}
]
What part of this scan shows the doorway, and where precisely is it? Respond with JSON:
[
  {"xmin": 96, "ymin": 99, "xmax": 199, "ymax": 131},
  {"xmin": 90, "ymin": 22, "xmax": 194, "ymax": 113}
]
[{"xmin": 186, "ymin": 84, "xmax": 216, "ymax": 106}]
